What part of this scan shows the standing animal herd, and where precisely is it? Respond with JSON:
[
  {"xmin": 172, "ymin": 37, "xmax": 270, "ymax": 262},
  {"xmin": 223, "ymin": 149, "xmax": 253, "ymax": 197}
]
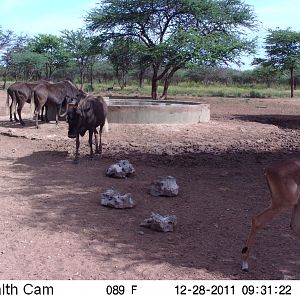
[
  {"xmin": 6, "ymin": 79, "xmax": 107, "ymax": 162},
  {"xmin": 4, "ymin": 80, "xmax": 300, "ymax": 274}
]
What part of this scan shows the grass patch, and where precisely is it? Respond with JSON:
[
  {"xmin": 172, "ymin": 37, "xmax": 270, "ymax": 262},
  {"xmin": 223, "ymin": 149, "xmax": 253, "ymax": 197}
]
[{"xmin": 91, "ymin": 81, "xmax": 300, "ymax": 99}]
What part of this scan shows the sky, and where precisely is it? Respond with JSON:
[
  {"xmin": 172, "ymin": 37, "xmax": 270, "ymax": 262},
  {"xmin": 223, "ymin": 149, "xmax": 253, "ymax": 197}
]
[{"xmin": 0, "ymin": 0, "xmax": 300, "ymax": 69}]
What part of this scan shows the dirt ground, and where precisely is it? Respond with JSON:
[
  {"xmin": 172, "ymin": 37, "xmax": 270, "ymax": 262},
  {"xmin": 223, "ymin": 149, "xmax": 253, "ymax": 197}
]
[{"xmin": 0, "ymin": 90, "xmax": 300, "ymax": 280}]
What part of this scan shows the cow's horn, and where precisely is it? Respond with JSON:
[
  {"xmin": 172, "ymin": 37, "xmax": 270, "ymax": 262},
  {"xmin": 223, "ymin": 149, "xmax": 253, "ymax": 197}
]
[{"xmin": 59, "ymin": 103, "xmax": 69, "ymax": 117}]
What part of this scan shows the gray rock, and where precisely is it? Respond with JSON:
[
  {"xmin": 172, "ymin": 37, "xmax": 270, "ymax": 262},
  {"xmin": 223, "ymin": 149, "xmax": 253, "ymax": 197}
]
[
  {"xmin": 150, "ymin": 176, "xmax": 179, "ymax": 197},
  {"xmin": 106, "ymin": 160, "xmax": 135, "ymax": 178},
  {"xmin": 140, "ymin": 213, "xmax": 177, "ymax": 232},
  {"xmin": 100, "ymin": 189, "xmax": 135, "ymax": 208}
]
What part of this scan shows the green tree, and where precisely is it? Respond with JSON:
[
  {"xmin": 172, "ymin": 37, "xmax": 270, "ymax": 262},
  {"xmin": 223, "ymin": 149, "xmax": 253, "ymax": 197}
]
[
  {"xmin": 254, "ymin": 28, "xmax": 300, "ymax": 97},
  {"xmin": 106, "ymin": 37, "xmax": 137, "ymax": 89},
  {"xmin": 29, "ymin": 34, "xmax": 68, "ymax": 79},
  {"xmin": 251, "ymin": 65, "xmax": 281, "ymax": 87},
  {"xmin": 86, "ymin": 0, "xmax": 257, "ymax": 99},
  {"xmin": 0, "ymin": 27, "xmax": 14, "ymax": 88},
  {"xmin": 0, "ymin": 26, "xmax": 13, "ymax": 50},
  {"xmin": 11, "ymin": 50, "xmax": 47, "ymax": 80},
  {"xmin": 61, "ymin": 29, "xmax": 101, "ymax": 89}
]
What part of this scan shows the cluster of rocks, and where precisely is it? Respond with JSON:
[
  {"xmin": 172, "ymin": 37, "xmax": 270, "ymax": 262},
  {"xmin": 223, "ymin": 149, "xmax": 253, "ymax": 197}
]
[{"xmin": 100, "ymin": 160, "xmax": 179, "ymax": 232}]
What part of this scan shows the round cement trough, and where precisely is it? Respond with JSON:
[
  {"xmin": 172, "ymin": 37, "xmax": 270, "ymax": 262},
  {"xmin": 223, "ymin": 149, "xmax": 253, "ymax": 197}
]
[{"xmin": 107, "ymin": 99, "xmax": 210, "ymax": 124}]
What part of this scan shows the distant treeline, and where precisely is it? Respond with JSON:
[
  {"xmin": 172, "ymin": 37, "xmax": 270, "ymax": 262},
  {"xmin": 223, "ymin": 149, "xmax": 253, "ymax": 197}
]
[
  {"xmin": 1, "ymin": 0, "xmax": 299, "ymax": 98},
  {"xmin": 1, "ymin": 62, "xmax": 299, "ymax": 92}
]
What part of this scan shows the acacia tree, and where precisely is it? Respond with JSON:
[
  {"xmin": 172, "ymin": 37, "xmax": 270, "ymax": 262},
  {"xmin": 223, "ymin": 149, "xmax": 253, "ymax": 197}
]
[
  {"xmin": 86, "ymin": 0, "xmax": 257, "ymax": 99},
  {"xmin": 106, "ymin": 37, "xmax": 139, "ymax": 89},
  {"xmin": 254, "ymin": 28, "xmax": 300, "ymax": 97},
  {"xmin": 29, "ymin": 34, "xmax": 68, "ymax": 79},
  {"xmin": 0, "ymin": 27, "xmax": 13, "ymax": 50},
  {"xmin": 61, "ymin": 29, "xmax": 101, "ymax": 89},
  {"xmin": 10, "ymin": 50, "xmax": 47, "ymax": 80}
]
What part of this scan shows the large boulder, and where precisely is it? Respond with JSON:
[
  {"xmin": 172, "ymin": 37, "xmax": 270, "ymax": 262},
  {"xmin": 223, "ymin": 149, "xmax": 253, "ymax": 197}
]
[
  {"xmin": 140, "ymin": 213, "xmax": 177, "ymax": 232},
  {"xmin": 106, "ymin": 160, "xmax": 135, "ymax": 179},
  {"xmin": 150, "ymin": 176, "xmax": 179, "ymax": 197},
  {"xmin": 100, "ymin": 189, "xmax": 135, "ymax": 208}
]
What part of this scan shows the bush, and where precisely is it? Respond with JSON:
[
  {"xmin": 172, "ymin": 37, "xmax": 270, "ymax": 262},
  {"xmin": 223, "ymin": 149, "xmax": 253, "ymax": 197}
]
[
  {"xmin": 84, "ymin": 84, "xmax": 94, "ymax": 92},
  {"xmin": 249, "ymin": 90, "xmax": 263, "ymax": 98}
]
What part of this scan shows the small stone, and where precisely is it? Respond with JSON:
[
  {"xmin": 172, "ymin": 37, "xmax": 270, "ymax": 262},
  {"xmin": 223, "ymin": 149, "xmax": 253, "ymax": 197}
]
[
  {"xmin": 106, "ymin": 160, "xmax": 135, "ymax": 178},
  {"xmin": 140, "ymin": 213, "xmax": 177, "ymax": 232},
  {"xmin": 150, "ymin": 176, "xmax": 179, "ymax": 197},
  {"xmin": 100, "ymin": 189, "xmax": 135, "ymax": 209}
]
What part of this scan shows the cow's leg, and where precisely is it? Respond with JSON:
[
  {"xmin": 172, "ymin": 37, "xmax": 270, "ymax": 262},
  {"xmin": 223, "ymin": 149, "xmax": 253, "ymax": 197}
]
[
  {"xmin": 35, "ymin": 107, "xmax": 40, "ymax": 128},
  {"xmin": 98, "ymin": 128, "xmax": 103, "ymax": 154},
  {"xmin": 16, "ymin": 98, "xmax": 26, "ymax": 126},
  {"xmin": 11, "ymin": 93, "xmax": 19, "ymax": 122},
  {"xmin": 55, "ymin": 105, "xmax": 59, "ymax": 127},
  {"xmin": 40, "ymin": 105, "xmax": 44, "ymax": 121},
  {"xmin": 88, "ymin": 130, "xmax": 95, "ymax": 160},
  {"xmin": 44, "ymin": 105, "xmax": 49, "ymax": 123},
  {"xmin": 34, "ymin": 104, "xmax": 43, "ymax": 129},
  {"xmin": 9, "ymin": 101, "xmax": 15, "ymax": 122},
  {"xmin": 34, "ymin": 96, "xmax": 46, "ymax": 129},
  {"xmin": 40, "ymin": 105, "xmax": 48, "ymax": 122},
  {"xmin": 74, "ymin": 134, "xmax": 80, "ymax": 163},
  {"xmin": 9, "ymin": 103, "xmax": 13, "ymax": 122},
  {"xmin": 94, "ymin": 129, "xmax": 100, "ymax": 154}
]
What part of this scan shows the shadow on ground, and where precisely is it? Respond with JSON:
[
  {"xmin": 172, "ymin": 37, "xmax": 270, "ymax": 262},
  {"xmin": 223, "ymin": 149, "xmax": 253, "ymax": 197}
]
[
  {"xmin": 234, "ymin": 114, "xmax": 300, "ymax": 130},
  {"xmin": 10, "ymin": 146, "xmax": 300, "ymax": 280}
]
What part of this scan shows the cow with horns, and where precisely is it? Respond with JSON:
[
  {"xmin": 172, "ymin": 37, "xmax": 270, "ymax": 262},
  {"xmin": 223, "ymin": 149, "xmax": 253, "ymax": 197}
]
[{"xmin": 66, "ymin": 94, "xmax": 108, "ymax": 163}]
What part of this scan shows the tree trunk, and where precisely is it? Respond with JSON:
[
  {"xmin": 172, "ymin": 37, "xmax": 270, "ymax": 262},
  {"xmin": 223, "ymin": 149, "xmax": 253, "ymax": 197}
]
[
  {"xmin": 90, "ymin": 63, "xmax": 93, "ymax": 91},
  {"xmin": 160, "ymin": 67, "xmax": 180, "ymax": 100},
  {"xmin": 151, "ymin": 66, "xmax": 159, "ymax": 100},
  {"xmin": 80, "ymin": 68, "xmax": 84, "ymax": 90},
  {"xmin": 290, "ymin": 67, "xmax": 294, "ymax": 98},
  {"xmin": 121, "ymin": 70, "xmax": 127, "ymax": 90},
  {"xmin": 161, "ymin": 76, "xmax": 170, "ymax": 100},
  {"xmin": 139, "ymin": 68, "xmax": 145, "ymax": 88}
]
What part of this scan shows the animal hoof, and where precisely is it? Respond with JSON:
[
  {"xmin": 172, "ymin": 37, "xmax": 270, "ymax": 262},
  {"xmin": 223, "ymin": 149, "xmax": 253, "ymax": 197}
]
[{"xmin": 241, "ymin": 261, "xmax": 249, "ymax": 272}]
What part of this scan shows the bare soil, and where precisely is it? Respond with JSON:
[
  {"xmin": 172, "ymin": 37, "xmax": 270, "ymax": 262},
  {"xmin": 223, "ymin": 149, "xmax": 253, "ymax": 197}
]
[{"xmin": 0, "ymin": 91, "xmax": 300, "ymax": 280}]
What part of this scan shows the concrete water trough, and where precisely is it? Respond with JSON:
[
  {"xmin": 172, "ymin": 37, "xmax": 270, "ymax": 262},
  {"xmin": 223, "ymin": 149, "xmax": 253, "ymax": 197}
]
[{"xmin": 106, "ymin": 99, "xmax": 210, "ymax": 124}]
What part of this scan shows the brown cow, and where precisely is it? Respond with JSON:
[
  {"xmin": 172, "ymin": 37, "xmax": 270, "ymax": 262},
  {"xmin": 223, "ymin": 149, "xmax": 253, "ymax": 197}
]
[
  {"xmin": 66, "ymin": 94, "xmax": 107, "ymax": 163},
  {"xmin": 33, "ymin": 80, "xmax": 83, "ymax": 128},
  {"xmin": 6, "ymin": 80, "xmax": 50, "ymax": 125}
]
